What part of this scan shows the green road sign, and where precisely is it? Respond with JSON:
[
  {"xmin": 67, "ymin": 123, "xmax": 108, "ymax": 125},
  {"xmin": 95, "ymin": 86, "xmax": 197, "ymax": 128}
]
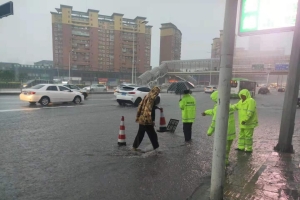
[
  {"xmin": 239, "ymin": 0, "xmax": 298, "ymax": 36},
  {"xmin": 252, "ymin": 64, "xmax": 264, "ymax": 70}
]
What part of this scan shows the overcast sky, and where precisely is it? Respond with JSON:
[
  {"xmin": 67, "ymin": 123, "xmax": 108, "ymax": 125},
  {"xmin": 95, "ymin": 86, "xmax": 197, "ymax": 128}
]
[{"xmin": 0, "ymin": 0, "xmax": 294, "ymax": 66}]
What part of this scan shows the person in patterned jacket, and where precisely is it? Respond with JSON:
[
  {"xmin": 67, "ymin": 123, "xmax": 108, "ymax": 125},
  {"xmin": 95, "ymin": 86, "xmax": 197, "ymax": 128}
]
[{"xmin": 132, "ymin": 86, "xmax": 161, "ymax": 151}]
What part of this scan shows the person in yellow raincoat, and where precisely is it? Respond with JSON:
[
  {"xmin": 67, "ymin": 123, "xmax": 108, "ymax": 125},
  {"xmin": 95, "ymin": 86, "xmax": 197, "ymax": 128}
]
[
  {"xmin": 231, "ymin": 89, "xmax": 258, "ymax": 152},
  {"xmin": 202, "ymin": 91, "xmax": 236, "ymax": 165}
]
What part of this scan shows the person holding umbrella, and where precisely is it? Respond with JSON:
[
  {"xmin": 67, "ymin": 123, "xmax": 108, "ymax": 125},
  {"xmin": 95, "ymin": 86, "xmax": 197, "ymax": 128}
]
[{"xmin": 179, "ymin": 89, "xmax": 196, "ymax": 142}]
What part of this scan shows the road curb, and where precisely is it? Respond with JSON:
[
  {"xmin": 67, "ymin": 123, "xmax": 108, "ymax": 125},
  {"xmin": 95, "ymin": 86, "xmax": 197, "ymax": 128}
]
[{"xmin": 0, "ymin": 93, "xmax": 21, "ymax": 95}]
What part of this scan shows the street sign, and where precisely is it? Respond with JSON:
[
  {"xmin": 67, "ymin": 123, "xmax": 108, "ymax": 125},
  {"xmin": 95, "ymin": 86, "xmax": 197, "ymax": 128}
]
[
  {"xmin": 275, "ymin": 63, "xmax": 289, "ymax": 70},
  {"xmin": 238, "ymin": 0, "xmax": 298, "ymax": 36},
  {"xmin": 166, "ymin": 119, "xmax": 179, "ymax": 133},
  {"xmin": 0, "ymin": 1, "xmax": 13, "ymax": 19},
  {"xmin": 252, "ymin": 64, "xmax": 264, "ymax": 70}
]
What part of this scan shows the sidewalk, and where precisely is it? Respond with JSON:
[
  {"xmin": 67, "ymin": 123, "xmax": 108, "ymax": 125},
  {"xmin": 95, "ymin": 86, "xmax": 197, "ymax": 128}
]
[{"xmin": 190, "ymin": 131, "xmax": 300, "ymax": 200}]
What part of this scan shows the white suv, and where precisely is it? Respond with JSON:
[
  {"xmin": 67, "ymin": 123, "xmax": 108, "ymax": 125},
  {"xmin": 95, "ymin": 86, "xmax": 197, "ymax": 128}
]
[{"xmin": 116, "ymin": 86, "xmax": 151, "ymax": 106}]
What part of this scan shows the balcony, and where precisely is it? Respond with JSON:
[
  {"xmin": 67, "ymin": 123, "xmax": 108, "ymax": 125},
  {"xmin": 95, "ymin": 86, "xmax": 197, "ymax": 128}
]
[
  {"xmin": 72, "ymin": 30, "xmax": 90, "ymax": 37},
  {"xmin": 73, "ymin": 48, "xmax": 89, "ymax": 53},
  {"xmin": 72, "ymin": 35, "xmax": 90, "ymax": 40}
]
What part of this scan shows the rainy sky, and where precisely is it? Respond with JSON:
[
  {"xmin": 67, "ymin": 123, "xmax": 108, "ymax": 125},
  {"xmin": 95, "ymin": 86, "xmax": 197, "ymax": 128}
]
[{"xmin": 0, "ymin": 0, "xmax": 294, "ymax": 66}]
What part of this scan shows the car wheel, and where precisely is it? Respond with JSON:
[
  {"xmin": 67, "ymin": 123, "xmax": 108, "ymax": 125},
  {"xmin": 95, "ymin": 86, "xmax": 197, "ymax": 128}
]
[
  {"xmin": 134, "ymin": 98, "xmax": 142, "ymax": 107},
  {"xmin": 117, "ymin": 100, "xmax": 125, "ymax": 106},
  {"xmin": 73, "ymin": 96, "xmax": 81, "ymax": 104},
  {"xmin": 40, "ymin": 97, "xmax": 50, "ymax": 106}
]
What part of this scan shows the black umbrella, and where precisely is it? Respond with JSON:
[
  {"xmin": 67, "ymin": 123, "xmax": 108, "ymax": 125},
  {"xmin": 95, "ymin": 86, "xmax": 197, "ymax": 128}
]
[{"xmin": 167, "ymin": 81, "xmax": 195, "ymax": 98}]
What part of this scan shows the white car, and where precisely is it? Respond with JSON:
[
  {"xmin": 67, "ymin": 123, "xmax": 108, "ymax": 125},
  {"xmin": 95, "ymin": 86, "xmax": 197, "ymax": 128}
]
[
  {"xmin": 60, "ymin": 84, "xmax": 88, "ymax": 99},
  {"xmin": 116, "ymin": 86, "xmax": 151, "ymax": 106},
  {"xmin": 114, "ymin": 84, "xmax": 137, "ymax": 96},
  {"xmin": 204, "ymin": 86, "xmax": 217, "ymax": 93},
  {"xmin": 83, "ymin": 84, "xmax": 107, "ymax": 93},
  {"xmin": 20, "ymin": 84, "xmax": 84, "ymax": 106}
]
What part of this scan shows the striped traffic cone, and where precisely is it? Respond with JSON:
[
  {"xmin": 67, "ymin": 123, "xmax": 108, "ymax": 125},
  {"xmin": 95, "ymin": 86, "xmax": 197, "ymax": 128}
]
[
  {"xmin": 157, "ymin": 108, "xmax": 167, "ymax": 132},
  {"xmin": 118, "ymin": 116, "xmax": 126, "ymax": 146}
]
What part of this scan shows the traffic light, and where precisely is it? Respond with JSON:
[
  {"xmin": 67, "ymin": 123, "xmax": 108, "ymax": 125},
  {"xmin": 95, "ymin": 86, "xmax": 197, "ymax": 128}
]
[{"xmin": 0, "ymin": 1, "xmax": 13, "ymax": 19}]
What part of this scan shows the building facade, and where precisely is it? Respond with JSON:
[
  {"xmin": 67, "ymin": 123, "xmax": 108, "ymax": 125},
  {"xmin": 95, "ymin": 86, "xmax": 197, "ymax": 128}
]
[
  {"xmin": 159, "ymin": 23, "xmax": 182, "ymax": 64},
  {"xmin": 51, "ymin": 5, "xmax": 152, "ymax": 75}
]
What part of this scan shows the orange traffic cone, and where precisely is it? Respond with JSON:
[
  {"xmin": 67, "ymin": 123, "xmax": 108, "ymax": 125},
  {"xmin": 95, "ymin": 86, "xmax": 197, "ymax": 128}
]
[
  {"xmin": 118, "ymin": 116, "xmax": 126, "ymax": 146},
  {"xmin": 157, "ymin": 108, "xmax": 168, "ymax": 132}
]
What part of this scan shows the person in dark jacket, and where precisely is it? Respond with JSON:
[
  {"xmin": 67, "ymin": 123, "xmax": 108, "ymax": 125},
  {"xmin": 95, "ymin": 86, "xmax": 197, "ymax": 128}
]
[{"xmin": 133, "ymin": 87, "xmax": 161, "ymax": 151}]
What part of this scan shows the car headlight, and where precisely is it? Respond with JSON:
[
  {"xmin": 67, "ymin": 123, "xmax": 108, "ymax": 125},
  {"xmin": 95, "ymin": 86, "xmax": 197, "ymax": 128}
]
[{"xmin": 23, "ymin": 84, "xmax": 27, "ymax": 87}]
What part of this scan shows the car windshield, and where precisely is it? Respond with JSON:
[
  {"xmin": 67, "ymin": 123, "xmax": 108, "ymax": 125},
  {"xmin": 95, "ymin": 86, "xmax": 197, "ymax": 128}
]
[{"xmin": 31, "ymin": 84, "xmax": 45, "ymax": 89}]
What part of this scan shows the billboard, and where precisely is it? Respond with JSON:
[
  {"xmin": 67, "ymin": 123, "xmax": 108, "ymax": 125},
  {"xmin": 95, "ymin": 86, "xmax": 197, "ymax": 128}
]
[
  {"xmin": 252, "ymin": 64, "xmax": 264, "ymax": 70},
  {"xmin": 239, "ymin": 0, "xmax": 298, "ymax": 36},
  {"xmin": 275, "ymin": 63, "xmax": 289, "ymax": 70}
]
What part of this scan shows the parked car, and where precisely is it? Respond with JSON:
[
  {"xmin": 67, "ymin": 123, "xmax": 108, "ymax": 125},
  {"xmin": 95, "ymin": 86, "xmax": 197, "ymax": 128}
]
[
  {"xmin": 22, "ymin": 79, "xmax": 53, "ymax": 89},
  {"xmin": 258, "ymin": 87, "xmax": 270, "ymax": 94},
  {"xmin": 83, "ymin": 84, "xmax": 107, "ymax": 93},
  {"xmin": 204, "ymin": 86, "xmax": 217, "ymax": 93},
  {"xmin": 20, "ymin": 84, "xmax": 84, "ymax": 106},
  {"xmin": 278, "ymin": 87, "xmax": 285, "ymax": 92},
  {"xmin": 61, "ymin": 84, "xmax": 88, "ymax": 99},
  {"xmin": 116, "ymin": 86, "xmax": 152, "ymax": 106},
  {"xmin": 114, "ymin": 84, "xmax": 137, "ymax": 96}
]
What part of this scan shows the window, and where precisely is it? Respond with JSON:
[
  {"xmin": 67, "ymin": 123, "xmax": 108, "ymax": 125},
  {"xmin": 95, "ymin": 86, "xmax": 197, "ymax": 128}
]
[
  {"xmin": 59, "ymin": 86, "xmax": 70, "ymax": 91},
  {"xmin": 31, "ymin": 85, "xmax": 45, "ymax": 89},
  {"xmin": 137, "ymin": 87, "xmax": 150, "ymax": 92},
  {"xmin": 67, "ymin": 85, "xmax": 80, "ymax": 90},
  {"xmin": 46, "ymin": 86, "xmax": 58, "ymax": 91}
]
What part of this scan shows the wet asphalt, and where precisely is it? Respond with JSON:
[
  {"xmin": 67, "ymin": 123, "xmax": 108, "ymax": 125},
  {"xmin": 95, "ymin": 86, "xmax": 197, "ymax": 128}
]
[{"xmin": 0, "ymin": 90, "xmax": 287, "ymax": 200}]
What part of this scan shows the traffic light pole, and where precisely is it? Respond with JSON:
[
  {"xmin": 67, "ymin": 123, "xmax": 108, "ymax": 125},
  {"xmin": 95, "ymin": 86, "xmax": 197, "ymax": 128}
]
[
  {"xmin": 274, "ymin": 0, "xmax": 300, "ymax": 153},
  {"xmin": 210, "ymin": 0, "xmax": 238, "ymax": 199}
]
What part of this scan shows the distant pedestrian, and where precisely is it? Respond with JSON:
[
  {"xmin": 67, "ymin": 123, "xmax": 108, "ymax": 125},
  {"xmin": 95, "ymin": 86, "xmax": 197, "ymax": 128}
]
[
  {"xmin": 179, "ymin": 89, "xmax": 196, "ymax": 142},
  {"xmin": 202, "ymin": 91, "xmax": 236, "ymax": 165},
  {"xmin": 231, "ymin": 89, "xmax": 258, "ymax": 152},
  {"xmin": 132, "ymin": 86, "xmax": 161, "ymax": 151}
]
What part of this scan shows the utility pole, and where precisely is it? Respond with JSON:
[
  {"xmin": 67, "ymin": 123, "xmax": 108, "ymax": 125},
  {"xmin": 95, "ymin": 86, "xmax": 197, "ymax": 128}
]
[
  {"xmin": 210, "ymin": 0, "xmax": 238, "ymax": 199},
  {"xmin": 209, "ymin": 58, "xmax": 212, "ymax": 85},
  {"xmin": 274, "ymin": 0, "xmax": 300, "ymax": 153},
  {"xmin": 132, "ymin": 25, "xmax": 135, "ymax": 84}
]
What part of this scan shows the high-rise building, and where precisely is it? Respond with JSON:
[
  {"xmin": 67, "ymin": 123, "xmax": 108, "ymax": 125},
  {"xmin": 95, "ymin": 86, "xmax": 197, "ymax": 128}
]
[
  {"xmin": 51, "ymin": 5, "xmax": 152, "ymax": 75},
  {"xmin": 159, "ymin": 23, "xmax": 182, "ymax": 64}
]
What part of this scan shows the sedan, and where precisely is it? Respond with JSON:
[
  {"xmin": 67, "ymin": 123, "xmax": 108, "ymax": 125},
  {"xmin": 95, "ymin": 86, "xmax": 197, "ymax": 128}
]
[
  {"xmin": 83, "ymin": 84, "xmax": 107, "ymax": 93},
  {"xmin": 204, "ymin": 86, "xmax": 217, "ymax": 93},
  {"xmin": 258, "ymin": 87, "xmax": 270, "ymax": 94},
  {"xmin": 278, "ymin": 87, "xmax": 285, "ymax": 92},
  {"xmin": 61, "ymin": 84, "xmax": 88, "ymax": 99},
  {"xmin": 20, "ymin": 84, "xmax": 84, "ymax": 106}
]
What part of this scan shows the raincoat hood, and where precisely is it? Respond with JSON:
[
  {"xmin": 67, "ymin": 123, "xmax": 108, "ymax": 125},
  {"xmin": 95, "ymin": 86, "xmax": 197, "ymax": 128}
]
[
  {"xmin": 239, "ymin": 89, "xmax": 251, "ymax": 99},
  {"xmin": 210, "ymin": 91, "xmax": 218, "ymax": 103},
  {"xmin": 149, "ymin": 86, "xmax": 160, "ymax": 98}
]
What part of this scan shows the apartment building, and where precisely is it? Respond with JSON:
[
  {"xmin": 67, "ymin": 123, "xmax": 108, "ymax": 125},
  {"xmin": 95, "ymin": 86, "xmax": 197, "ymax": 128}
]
[
  {"xmin": 159, "ymin": 23, "xmax": 182, "ymax": 64},
  {"xmin": 51, "ymin": 5, "xmax": 152, "ymax": 75}
]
